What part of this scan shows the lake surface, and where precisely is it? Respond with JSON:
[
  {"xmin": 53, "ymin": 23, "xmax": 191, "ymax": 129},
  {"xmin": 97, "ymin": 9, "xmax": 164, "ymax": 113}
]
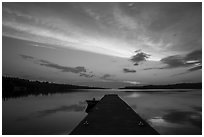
[{"xmin": 2, "ymin": 89, "xmax": 202, "ymax": 135}]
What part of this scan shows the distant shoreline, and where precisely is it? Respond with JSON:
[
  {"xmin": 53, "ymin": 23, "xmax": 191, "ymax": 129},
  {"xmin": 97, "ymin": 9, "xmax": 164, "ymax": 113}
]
[
  {"xmin": 2, "ymin": 76, "xmax": 202, "ymax": 99},
  {"xmin": 2, "ymin": 76, "xmax": 105, "ymax": 99},
  {"xmin": 120, "ymin": 83, "xmax": 202, "ymax": 89}
]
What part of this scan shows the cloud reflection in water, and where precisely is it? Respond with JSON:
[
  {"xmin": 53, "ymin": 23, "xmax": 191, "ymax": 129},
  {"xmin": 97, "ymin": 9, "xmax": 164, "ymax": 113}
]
[
  {"xmin": 16, "ymin": 102, "xmax": 86, "ymax": 121},
  {"xmin": 149, "ymin": 110, "xmax": 202, "ymax": 134}
]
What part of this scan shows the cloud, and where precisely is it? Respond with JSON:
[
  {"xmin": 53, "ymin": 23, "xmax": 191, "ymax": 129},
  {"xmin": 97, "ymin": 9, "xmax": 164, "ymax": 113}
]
[
  {"xmin": 143, "ymin": 68, "xmax": 159, "ymax": 71},
  {"xmin": 84, "ymin": 8, "xmax": 101, "ymax": 21},
  {"xmin": 160, "ymin": 49, "xmax": 202, "ymax": 69},
  {"xmin": 160, "ymin": 55, "xmax": 187, "ymax": 68},
  {"xmin": 130, "ymin": 50, "xmax": 150, "ymax": 65},
  {"xmin": 38, "ymin": 59, "xmax": 86, "ymax": 73},
  {"xmin": 171, "ymin": 65, "xmax": 202, "ymax": 77},
  {"xmin": 123, "ymin": 68, "xmax": 136, "ymax": 73},
  {"xmin": 100, "ymin": 74, "xmax": 119, "ymax": 83},
  {"xmin": 3, "ymin": 3, "xmax": 202, "ymax": 62},
  {"xmin": 101, "ymin": 74, "xmax": 112, "ymax": 80},
  {"xmin": 20, "ymin": 54, "xmax": 34, "ymax": 60},
  {"xmin": 3, "ymin": 4, "xmax": 133, "ymax": 58},
  {"xmin": 79, "ymin": 73, "xmax": 94, "ymax": 78},
  {"xmin": 188, "ymin": 66, "xmax": 202, "ymax": 72},
  {"xmin": 100, "ymin": 74, "xmax": 141, "ymax": 86},
  {"xmin": 113, "ymin": 5, "xmax": 138, "ymax": 30},
  {"xmin": 123, "ymin": 81, "xmax": 140, "ymax": 85},
  {"xmin": 185, "ymin": 50, "xmax": 202, "ymax": 63},
  {"xmin": 144, "ymin": 50, "xmax": 202, "ymax": 73},
  {"xmin": 20, "ymin": 54, "xmax": 94, "ymax": 77},
  {"xmin": 30, "ymin": 43, "xmax": 56, "ymax": 49}
]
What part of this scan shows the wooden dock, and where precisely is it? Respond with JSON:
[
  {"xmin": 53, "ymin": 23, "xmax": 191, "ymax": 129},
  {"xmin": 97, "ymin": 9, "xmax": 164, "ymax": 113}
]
[{"xmin": 70, "ymin": 94, "xmax": 159, "ymax": 135}]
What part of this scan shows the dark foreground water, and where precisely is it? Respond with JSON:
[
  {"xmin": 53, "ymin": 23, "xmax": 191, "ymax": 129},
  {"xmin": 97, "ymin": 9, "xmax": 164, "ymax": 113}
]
[{"xmin": 2, "ymin": 89, "xmax": 202, "ymax": 135}]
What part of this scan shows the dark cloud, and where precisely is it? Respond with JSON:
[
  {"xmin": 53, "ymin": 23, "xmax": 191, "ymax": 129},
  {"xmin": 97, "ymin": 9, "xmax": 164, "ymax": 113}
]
[
  {"xmin": 101, "ymin": 74, "xmax": 112, "ymax": 79},
  {"xmin": 160, "ymin": 55, "xmax": 187, "ymax": 68},
  {"xmin": 20, "ymin": 55, "xmax": 93, "ymax": 77},
  {"xmin": 144, "ymin": 50, "xmax": 202, "ymax": 73},
  {"xmin": 143, "ymin": 66, "xmax": 166, "ymax": 71},
  {"xmin": 134, "ymin": 49, "xmax": 142, "ymax": 53},
  {"xmin": 171, "ymin": 66, "xmax": 202, "ymax": 77},
  {"xmin": 185, "ymin": 50, "xmax": 202, "ymax": 62},
  {"xmin": 163, "ymin": 110, "xmax": 202, "ymax": 128},
  {"xmin": 38, "ymin": 59, "xmax": 86, "ymax": 73},
  {"xmin": 133, "ymin": 63, "xmax": 139, "ymax": 66},
  {"xmin": 130, "ymin": 50, "xmax": 150, "ymax": 65},
  {"xmin": 79, "ymin": 73, "xmax": 94, "ymax": 78},
  {"xmin": 20, "ymin": 54, "xmax": 34, "ymax": 60},
  {"xmin": 123, "ymin": 68, "xmax": 136, "ymax": 73},
  {"xmin": 161, "ymin": 49, "xmax": 202, "ymax": 68},
  {"xmin": 188, "ymin": 66, "xmax": 202, "ymax": 72},
  {"xmin": 143, "ymin": 68, "xmax": 158, "ymax": 71}
]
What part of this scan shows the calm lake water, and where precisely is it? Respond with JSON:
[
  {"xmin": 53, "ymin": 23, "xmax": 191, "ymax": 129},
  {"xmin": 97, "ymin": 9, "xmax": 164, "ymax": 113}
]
[{"xmin": 2, "ymin": 89, "xmax": 202, "ymax": 135}]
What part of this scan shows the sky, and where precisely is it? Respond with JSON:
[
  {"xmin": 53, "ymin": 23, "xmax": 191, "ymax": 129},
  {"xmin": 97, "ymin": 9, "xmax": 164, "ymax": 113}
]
[{"xmin": 2, "ymin": 2, "xmax": 202, "ymax": 88}]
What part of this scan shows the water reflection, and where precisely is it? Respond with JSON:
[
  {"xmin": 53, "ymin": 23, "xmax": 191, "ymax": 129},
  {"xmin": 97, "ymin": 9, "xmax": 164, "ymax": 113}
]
[
  {"xmin": 17, "ymin": 102, "xmax": 86, "ymax": 121},
  {"xmin": 125, "ymin": 93, "xmax": 141, "ymax": 98},
  {"xmin": 149, "ymin": 109, "xmax": 202, "ymax": 135},
  {"xmin": 149, "ymin": 116, "xmax": 173, "ymax": 127},
  {"xmin": 163, "ymin": 110, "xmax": 202, "ymax": 128},
  {"xmin": 2, "ymin": 89, "xmax": 202, "ymax": 135},
  {"xmin": 192, "ymin": 106, "xmax": 202, "ymax": 112},
  {"xmin": 36, "ymin": 104, "xmax": 86, "ymax": 118}
]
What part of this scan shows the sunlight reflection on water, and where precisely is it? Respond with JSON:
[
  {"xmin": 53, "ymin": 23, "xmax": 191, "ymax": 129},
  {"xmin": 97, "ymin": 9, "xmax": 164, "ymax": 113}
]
[{"xmin": 125, "ymin": 93, "xmax": 141, "ymax": 98}]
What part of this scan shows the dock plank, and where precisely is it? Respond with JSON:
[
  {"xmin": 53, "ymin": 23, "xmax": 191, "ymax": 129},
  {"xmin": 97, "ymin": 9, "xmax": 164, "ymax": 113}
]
[{"xmin": 70, "ymin": 94, "xmax": 159, "ymax": 135}]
